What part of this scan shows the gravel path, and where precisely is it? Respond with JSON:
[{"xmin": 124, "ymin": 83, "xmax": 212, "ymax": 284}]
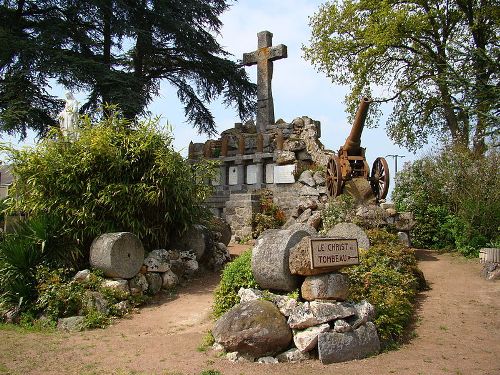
[{"xmin": 0, "ymin": 249, "xmax": 499, "ymax": 375}]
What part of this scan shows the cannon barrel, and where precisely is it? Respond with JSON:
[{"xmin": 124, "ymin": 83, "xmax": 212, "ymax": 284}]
[{"xmin": 342, "ymin": 97, "xmax": 372, "ymax": 155}]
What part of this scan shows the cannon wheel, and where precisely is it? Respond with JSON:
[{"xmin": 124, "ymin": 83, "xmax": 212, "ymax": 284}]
[
  {"xmin": 370, "ymin": 157, "xmax": 390, "ymax": 200},
  {"xmin": 326, "ymin": 155, "xmax": 343, "ymax": 197}
]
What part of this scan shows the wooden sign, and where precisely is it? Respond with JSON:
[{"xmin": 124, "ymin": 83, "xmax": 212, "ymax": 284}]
[{"xmin": 309, "ymin": 238, "xmax": 359, "ymax": 268}]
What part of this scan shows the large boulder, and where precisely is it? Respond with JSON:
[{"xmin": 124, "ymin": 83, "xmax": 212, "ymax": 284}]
[
  {"xmin": 252, "ymin": 228, "xmax": 311, "ymax": 292},
  {"xmin": 90, "ymin": 232, "xmax": 144, "ymax": 279},
  {"xmin": 317, "ymin": 322, "xmax": 380, "ymax": 364},
  {"xmin": 301, "ymin": 272, "xmax": 350, "ymax": 301},
  {"xmin": 213, "ymin": 300, "xmax": 292, "ymax": 357},
  {"xmin": 327, "ymin": 223, "xmax": 370, "ymax": 250},
  {"xmin": 210, "ymin": 217, "xmax": 232, "ymax": 246}
]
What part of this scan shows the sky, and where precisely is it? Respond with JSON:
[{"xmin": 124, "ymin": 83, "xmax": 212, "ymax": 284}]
[{"xmin": 2, "ymin": 0, "xmax": 432, "ymax": 180}]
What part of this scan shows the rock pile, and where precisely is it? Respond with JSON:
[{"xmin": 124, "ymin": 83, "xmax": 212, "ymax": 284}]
[
  {"xmin": 479, "ymin": 248, "xmax": 500, "ymax": 280},
  {"xmin": 59, "ymin": 227, "xmax": 231, "ymax": 331},
  {"xmin": 213, "ymin": 288, "xmax": 379, "ymax": 364}
]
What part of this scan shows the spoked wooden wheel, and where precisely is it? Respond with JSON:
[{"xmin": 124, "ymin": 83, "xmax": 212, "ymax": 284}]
[
  {"xmin": 326, "ymin": 155, "xmax": 343, "ymax": 197},
  {"xmin": 370, "ymin": 157, "xmax": 390, "ymax": 200}
]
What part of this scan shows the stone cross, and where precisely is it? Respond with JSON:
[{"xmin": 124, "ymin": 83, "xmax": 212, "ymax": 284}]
[{"xmin": 243, "ymin": 31, "xmax": 287, "ymax": 133}]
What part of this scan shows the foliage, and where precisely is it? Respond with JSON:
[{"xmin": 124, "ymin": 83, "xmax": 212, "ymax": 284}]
[
  {"xmin": 213, "ymin": 250, "xmax": 257, "ymax": 318},
  {"xmin": 320, "ymin": 194, "xmax": 356, "ymax": 233},
  {"xmin": 35, "ymin": 266, "xmax": 139, "ymax": 327},
  {"xmin": 345, "ymin": 229, "xmax": 424, "ymax": 348},
  {"xmin": 0, "ymin": 0, "xmax": 256, "ymax": 139},
  {"xmin": 304, "ymin": 0, "xmax": 499, "ymax": 154},
  {"xmin": 251, "ymin": 190, "xmax": 286, "ymax": 238},
  {"xmin": 2, "ymin": 110, "xmax": 216, "ymax": 255},
  {"xmin": 197, "ymin": 330, "xmax": 215, "ymax": 352},
  {"xmin": 199, "ymin": 370, "xmax": 222, "ymax": 375},
  {"xmin": 0, "ymin": 215, "xmax": 79, "ymax": 308},
  {"xmin": 393, "ymin": 146, "xmax": 499, "ymax": 256}
]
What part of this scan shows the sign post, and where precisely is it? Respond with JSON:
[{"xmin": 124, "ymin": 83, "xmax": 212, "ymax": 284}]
[{"xmin": 309, "ymin": 238, "xmax": 359, "ymax": 269}]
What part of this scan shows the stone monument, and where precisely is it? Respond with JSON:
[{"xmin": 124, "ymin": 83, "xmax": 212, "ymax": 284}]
[{"xmin": 243, "ymin": 30, "xmax": 287, "ymax": 133}]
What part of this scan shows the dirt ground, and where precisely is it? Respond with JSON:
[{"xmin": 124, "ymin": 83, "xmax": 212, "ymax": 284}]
[{"xmin": 0, "ymin": 249, "xmax": 499, "ymax": 375}]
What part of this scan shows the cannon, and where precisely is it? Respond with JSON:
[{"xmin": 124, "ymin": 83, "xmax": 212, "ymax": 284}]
[{"xmin": 326, "ymin": 97, "xmax": 390, "ymax": 201}]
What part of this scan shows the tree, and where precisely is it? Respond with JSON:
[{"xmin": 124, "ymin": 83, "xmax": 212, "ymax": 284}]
[
  {"xmin": 303, "ymin": 0, "xmax": 499, "ymax": 154},
  {"xmin": 0, "ymin": 0, "xmax": 256, "ymax": 139}
]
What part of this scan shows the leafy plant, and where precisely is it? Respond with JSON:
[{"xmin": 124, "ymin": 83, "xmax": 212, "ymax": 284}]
[
  {"xmin": 320, "ymin": 194, "xmax": 355, "ymax": 233},
  {"xmin": 393, "ymin": 146, "xmax": 499, "ymax": 256},
  {"xmin": 2, "ymin": 109, "xmax": 217, "ymax": 258},
  {"xmin": 251, "ymin": 190, "xmax": 286, "ymax": 238},
  {"xmin": 345, "ymin": 229, "xmax": 425, "ymax": 349},
  {"xmin": 0, "ymin": 215, "xmax": 79, "ymax": 309},
  {"xmin": 213, "ymin": 250, "xmax": 257, "ymax": 318}
]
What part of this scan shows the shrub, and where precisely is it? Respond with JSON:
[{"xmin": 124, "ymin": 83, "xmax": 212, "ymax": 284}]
[
  {"xmin": 1, "ymin": 108, "xmax": 217, "ymax": 258},
  {"xmin": 213, "ymin": 250, "xmax": 257, "ymax": 318},
  {"xmin": 393, "ymin": 145, "xmax": 499, "ymax": 256},
  {"xmin": 345, "ymin": 229, "xmax": 423, "ymax": 348},
  {"xmin": 0, "ymin": 215, "xmax": 80, "ymax": 309},
  {"xmin": 251, "ymin": 190, "xmax": 285, "ymax": 238},
  {"xmin": 320, "ymin": 194, "xmax": 355, "ymax": 233}
]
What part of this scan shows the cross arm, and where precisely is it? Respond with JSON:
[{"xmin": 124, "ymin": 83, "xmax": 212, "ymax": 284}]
[{"xmin": 268, "ymin": 44, "xmax": 287, "ymax": 61}]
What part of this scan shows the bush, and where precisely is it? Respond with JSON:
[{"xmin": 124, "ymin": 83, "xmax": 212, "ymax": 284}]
[
  {"xmin": 251, "ymin": 190, "xmax": 285, "ymax": 238},
  {"xmin": 345, "ymin": 229, "xmax": 424, "ymax": 348},
  {"xmin": 213, "ymin": 250, "xmax": 257, "ymax": 318},
  {"xmin": 0, "ymin": 215, "xmax": 80, "ymax": 309},
  {"xmin": 393, "ymin": 145, "xmax": 499, "ymax": 256},
  {"xmin": 1, "ymin": 108, "xmax": 217, "ymax": 258},
  {"xmin": 320, "ymin": 194, "xmax": 355, "ymax": 233}
]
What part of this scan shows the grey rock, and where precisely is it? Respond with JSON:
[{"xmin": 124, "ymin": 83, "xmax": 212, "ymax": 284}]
[
  {"xmin": 84, "ymin": 291, "xmax": 109, "ymax": 314},
  {"xmin": 170, "ymin": 225, "xmax": 210, "ymax": 260},
  {"xmin": 301, "ymin": 272, "xmax": 350, "ymax": 302},
  {"xmin": 398, "ymin": 231, "xmax": 410, "ymax": 246},
  {"xmin": 333, "ymin": 319, "xmax": 352, "ymax": 333},
  {"xmin": 212, "ymin": 342, "xmax": 225, "ymax": 352},
  {"xmin": 313, "ymin": 171, "xmax": 326, "ymax": 186},
  {"xmin": 298, "ymin": 170, "xmax": 316, "ymax": 187},
  {"xmin": 286, "ymin": 223, "xmax": 317, "ymax": 237},
  {"xmin": 380, "ymin": 202, "xmax": 395, "ymax": 210},
  {"xmin": 343, "ymin": 178, "xmax": 376, "ymax": 205},
  {"xmin": 145, "ymin": 272, "xmax": 163, "ymax": 295},
  {"xmin": 209, "ymin": 242, "xmax": 231, "ymax": 271},
  {"xmin": 73, "ymin": 269, "xmax": 91, "ymax": 282},
  {"xmin": 394, "ymin": 212, "xmax": 416, "ymax": 231},
  {"xmin": 144, "ymin": 249, "xmax": 171, "ymax": 272},
  {"xmin": 318, "ymin": 322, "xmax": 380, "ymax": 364},
  {"xmin": 90, "ymin": 232, "xmax": 144, "ymax": 279},
  {"xmin": 349, "ymin": 300, "xmax": 376, "ymax": 329},
  {"xmin": 296, "ymin": 208, "xmax": 312, "ymax": 223},
  {"xmin": 355, "ymin": 205, "xmax": 389, "ymax": 227},
  {"xmin": 211, "ymin": 217, "xmax": 232, "ymax": 246},
  {"xmin": 289, "ymin": 237, "xmax": 343, "ymax": 276},
  {"xmin": 226, "ymin": 352, "xmax": 255, "ymax": 363},
  {"xmin": 284, "ymin": 139, "xmax": 306, "ymax": 152},
  {"xmin": 162, "ymin": 269, "xmax": 179, "ymax": 289},
  {"xmin": 184, "ymin": 259, "xmax": 199, "ymax": 275},
  {"xmin": 238, "ymin": 287, "xmax": 264, "ymax": 303},
  {"xmin": 213, "ymin": 300, "xmax": 292, "ymax": 357},
  {"xmin": 129, "ymin": 273, "xmax": 148, "ymax": 293},
  {"xmin": 298, "ymin": 198, "xmax": 318, "ymax": 211},
  {"xmin": 293, "ymin": 323, "xmax": 330, "ymax": 353},
  {"xmin": 276, "ymin": 348, "xmax": 311, "ymax": 363},
  {"xmin": 252, "ymin": 228, "xmax": 311, "ymax": 292},
  {"xmin": 288, "ymin": 301, "xmax": 356, "ymax": 329},
  {"xmin": 327, "ymin": 223, "xmax": 370, "ymax": 250},
  {"xmin": 317, "ymin": 186, "xmax": 327, "ymax": 195},
  {"xmin": 307, "ymin": 211, "xmax": 322, "ymax": 230},
  {"xmin": 101, "ymin": 279, "xmax": 130, "ymax": 295},
  {"xmin": 257, "ymin": 356, "xmax": 279, "ymax": 364},
  {"xmin": 282, "ymin": 216, "xmax": 296, "ymax": 229},
  {"xmin": 300, "ymin": 185, "xmax": 320, "ymax": 197},
  {"xmin": 57, "ymin": 316, "xmax": 85, "ymax": 332},
  {"xmin": 273, "ymin": 295, "xmax": 299, "ymax": 317},
  {"xmin": 296, "ymin": 150, "xmax": 313, "ymax": 161},
  {"xmin": 276, "ymin": 151, "xmax": 296, "ymax": 165}
]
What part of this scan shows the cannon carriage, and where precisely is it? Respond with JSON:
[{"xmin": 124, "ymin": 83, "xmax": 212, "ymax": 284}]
[{"xmin": 326, "ymin": 97, "xmax": 390, "ymax": 201}]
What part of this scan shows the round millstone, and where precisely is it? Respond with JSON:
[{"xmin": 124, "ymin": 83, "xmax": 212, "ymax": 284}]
[
  {"xmin": 90, "ymin": 232, "xmax": 144, "ymax": 279},
  {"xmin": 252, "ymin": 228, "xmax": 311, "ymax": 292}
]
